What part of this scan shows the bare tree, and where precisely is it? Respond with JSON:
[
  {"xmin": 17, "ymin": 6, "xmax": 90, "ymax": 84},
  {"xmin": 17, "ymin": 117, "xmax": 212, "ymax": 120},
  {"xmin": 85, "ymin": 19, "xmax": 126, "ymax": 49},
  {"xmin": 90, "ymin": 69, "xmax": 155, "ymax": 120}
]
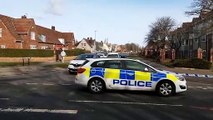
[
  {"xmin": 125, "ymin": 43, "xmax": 141, "ymax": 52},
  {"xmin": 145, "ymin": 17, "xmax": 176, "ymax": 61},
  {"xmin": 145, "ymin": 17, "xmax": 176, "ymax": 49},
  {"xmin": 185, "ymin": 0, "xmax": 213, "ymax": 16}
]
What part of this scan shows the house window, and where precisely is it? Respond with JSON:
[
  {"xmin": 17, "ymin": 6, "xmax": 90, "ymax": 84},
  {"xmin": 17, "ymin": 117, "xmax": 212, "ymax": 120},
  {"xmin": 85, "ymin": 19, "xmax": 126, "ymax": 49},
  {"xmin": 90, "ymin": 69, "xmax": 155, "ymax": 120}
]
[
  {"xmin": 84, "ymin": 43, "xmax": 86, "ymax": 46},
  {"xmin": 185, "ymin": 39, "xmax": 188, "ymax": 45},
  {"xmin": 39, "ymin": 35, "xmax": 46, "ymax": 42},
  {"xmin": 182, "ymin": 40, "xmax": 185, "ymax": 46},
  {"xmin": 201, "ymin": 36, "xmax": 206, "ymax": 42},
  {"xmin": 0, "ymin": 45, "xmax": 6, "ymax": 48},
  {"xmin": 194, "ymin": 38, "xmax": 198, "ymax": 43},
  {"xmin": 41, "ymin": 46, "xmax": 48, "ymax": 49},
  {"xmin": 58, "ymin": 38, "xmax": 65, "ymax": 45},
  {"xmin": 30, "ymin": 45, "xmax": 37, "ymax": 49},
  {"xmin": 0, "ymin": 28, "xmax": 2, "ymax": 38},
  {"xmin": 31, "ymin": 32, "xmax": 35, "ymax": 40}
]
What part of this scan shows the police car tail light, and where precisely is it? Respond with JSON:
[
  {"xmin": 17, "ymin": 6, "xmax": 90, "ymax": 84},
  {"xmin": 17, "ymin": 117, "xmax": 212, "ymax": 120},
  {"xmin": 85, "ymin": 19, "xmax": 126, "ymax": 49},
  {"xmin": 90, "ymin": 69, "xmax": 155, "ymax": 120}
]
[{"xmin": 77, "ymin": 68, "xmax": 86, "ymax": 74}]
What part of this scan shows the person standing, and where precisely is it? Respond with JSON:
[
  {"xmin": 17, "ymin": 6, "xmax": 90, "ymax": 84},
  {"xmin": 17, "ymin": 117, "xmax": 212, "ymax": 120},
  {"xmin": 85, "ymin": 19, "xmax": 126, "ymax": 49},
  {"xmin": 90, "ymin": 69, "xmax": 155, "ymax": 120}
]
[{"xmin": 60, "ymin": 49, "xmax": 66, "ymax": 63}]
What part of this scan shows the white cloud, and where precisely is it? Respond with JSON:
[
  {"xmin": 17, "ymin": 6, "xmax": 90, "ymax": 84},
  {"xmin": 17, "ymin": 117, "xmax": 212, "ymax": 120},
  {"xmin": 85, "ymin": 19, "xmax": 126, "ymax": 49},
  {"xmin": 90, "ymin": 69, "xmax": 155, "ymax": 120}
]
[{"xmin": 45, "ymin": 0, "xmax": 64, "ymax": 16}]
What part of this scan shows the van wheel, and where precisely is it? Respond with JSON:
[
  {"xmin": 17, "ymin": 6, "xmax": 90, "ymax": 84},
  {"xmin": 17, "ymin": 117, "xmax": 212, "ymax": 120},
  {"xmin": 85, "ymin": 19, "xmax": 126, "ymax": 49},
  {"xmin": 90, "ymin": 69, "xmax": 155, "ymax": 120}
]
[
  {"xmin": 88, "ymin": 79, "xmax": 105, "ymax": 93},
  {"xmin": 156, "ymin": 81, "xmax": 175, "ymax": 97}
]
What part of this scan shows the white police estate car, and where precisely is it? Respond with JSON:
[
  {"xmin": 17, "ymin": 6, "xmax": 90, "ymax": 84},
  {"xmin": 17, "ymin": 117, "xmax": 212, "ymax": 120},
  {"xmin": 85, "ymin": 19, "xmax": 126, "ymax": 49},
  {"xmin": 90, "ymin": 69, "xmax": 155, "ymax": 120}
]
[{"xmin": 75, "ymin": 58, "xmax": 187, "ymax": 96}]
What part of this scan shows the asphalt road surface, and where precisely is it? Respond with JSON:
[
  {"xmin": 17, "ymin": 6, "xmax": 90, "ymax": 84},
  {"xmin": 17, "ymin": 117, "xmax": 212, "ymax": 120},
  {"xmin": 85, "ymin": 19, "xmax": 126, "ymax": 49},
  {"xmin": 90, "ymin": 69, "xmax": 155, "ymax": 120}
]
[{"xmin": 0, "ymin": 65, "xmax": 212, "ymax": 120}]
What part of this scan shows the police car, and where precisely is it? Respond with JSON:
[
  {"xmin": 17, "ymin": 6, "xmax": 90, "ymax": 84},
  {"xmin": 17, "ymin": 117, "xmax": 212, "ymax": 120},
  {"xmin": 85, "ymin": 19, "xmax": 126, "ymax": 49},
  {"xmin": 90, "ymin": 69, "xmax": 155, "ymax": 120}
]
[{"xmin": 75, "ymin": 58, "xmax": 187, "ymax": 96}]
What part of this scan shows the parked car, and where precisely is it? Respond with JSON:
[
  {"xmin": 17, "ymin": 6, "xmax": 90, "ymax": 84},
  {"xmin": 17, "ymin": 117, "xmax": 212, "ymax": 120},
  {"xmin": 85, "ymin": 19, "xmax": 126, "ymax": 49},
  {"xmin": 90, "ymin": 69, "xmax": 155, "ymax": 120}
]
[
  {"xmin": 97, "ymin": 53, "xmax": 106, "ymax": 58},
  {"xmin": 75, "ymin": 58, "xmax": 187, "ymax": 96},
  {"xmin": 67, "ymin": 53, "xmax": 100, "ymax": 74},
  {"xmin": 106, "ymin": 53, "xmax": 120, "ymax": 58}
]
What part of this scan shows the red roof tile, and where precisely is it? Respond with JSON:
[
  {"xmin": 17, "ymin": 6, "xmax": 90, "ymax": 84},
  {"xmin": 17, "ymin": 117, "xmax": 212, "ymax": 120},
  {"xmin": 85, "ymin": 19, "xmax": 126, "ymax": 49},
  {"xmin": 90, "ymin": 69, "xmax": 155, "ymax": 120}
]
[
  {"xmin": 0, "ymin": 14, "xmax": 22, "ymax": 40},
  {"xmin": 13, "ymin": 18, "xmax": 35, "ymax": 34},
  {"xmin": 36, "ymin": 25, "xmax": 62, "ymax": 44}
]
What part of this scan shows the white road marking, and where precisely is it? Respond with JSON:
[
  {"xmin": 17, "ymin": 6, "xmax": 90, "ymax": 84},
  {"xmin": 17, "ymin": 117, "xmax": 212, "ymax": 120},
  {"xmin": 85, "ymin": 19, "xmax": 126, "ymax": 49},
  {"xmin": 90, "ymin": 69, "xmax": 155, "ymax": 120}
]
[
  {"xmin": 188, "ymin": 86, "xmax": 213, "ymax": 90},
  {"xmin": 26, "ymin": 83, "xmax": 55, "ymax": 86},
  {"xmin": 26, "ymin": 83, "xmax": 38, "ymax": 85},
  {"xmin": 60, "ymin": 83, "xmax": 72, "ymax": 86},
  {"xmin": 0, "ymin": 108, "xmax": 23, "ymax": 112},
  {"xmin": 68, "ymin": 100, "xmax": 183, "ymax": 107},
  {"xmin": 0, "ymin": 108, "xmax": 78, "ymax": 114},
  {"xmin": 42, "ymin": 83, "xmax": 55, "ymax": 86},
  {"xmin": 0, "ymin": 98, "xmax": 10, "ymax": 101},
  {"xmin": 26, "ymin": 83, "xmax": 72, "ymax": 86}
]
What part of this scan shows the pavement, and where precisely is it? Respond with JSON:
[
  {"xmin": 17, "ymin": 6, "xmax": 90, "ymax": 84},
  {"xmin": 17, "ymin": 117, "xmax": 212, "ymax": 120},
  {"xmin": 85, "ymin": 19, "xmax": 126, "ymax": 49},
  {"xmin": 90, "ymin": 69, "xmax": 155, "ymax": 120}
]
[{"xmin": 138, "ymin": 58, "xmax": 213, "ymax": 76}]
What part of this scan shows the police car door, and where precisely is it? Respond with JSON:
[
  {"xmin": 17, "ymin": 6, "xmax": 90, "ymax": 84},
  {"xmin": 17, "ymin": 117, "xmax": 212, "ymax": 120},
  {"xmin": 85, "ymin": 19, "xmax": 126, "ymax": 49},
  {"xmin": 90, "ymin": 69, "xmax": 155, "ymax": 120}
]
[
  {"xmin": 123, "ymin": 60, "xmax": 153, "ymax": 91},
  {"xmin": 104, "ymin": 60, "xmax": 127, "ymax": 90}
]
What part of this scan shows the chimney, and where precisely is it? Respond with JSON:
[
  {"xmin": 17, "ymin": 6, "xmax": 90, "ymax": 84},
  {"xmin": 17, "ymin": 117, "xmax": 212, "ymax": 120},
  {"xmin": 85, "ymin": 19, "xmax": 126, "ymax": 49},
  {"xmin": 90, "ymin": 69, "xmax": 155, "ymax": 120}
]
[
  {"xmin": 21, "ymin": 15, "xmax": 27, "ymax": 19},
  {"xmin": 51, "ymin": 26, "xmax": 55, "ymax": 31}
]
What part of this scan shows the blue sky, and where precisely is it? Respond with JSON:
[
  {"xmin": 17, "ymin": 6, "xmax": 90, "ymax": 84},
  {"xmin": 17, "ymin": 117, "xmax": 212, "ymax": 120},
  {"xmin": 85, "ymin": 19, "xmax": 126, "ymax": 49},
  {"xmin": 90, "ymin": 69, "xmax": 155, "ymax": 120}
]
[{"xmin": 0, "ymin": 0, "xmax": 194, "ymax": 46}]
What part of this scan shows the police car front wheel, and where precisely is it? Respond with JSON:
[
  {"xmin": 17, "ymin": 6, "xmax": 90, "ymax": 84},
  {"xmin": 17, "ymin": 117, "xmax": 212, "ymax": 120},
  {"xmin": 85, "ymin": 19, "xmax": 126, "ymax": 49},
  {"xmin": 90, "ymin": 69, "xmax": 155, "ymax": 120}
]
[
  {"xmin": 156, "ymin": 81, "xmax": 175, "ymax": 97},
  {"xmin": 88, "ymin": 78, "xmax": 105, "ymax": 93}
]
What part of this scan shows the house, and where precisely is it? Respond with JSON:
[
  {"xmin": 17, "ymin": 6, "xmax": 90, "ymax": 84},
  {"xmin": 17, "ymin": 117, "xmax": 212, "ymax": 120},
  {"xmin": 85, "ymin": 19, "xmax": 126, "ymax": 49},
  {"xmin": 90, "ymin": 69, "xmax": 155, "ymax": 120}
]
[
  {"xmin": 171, "ymin": 10, "xmax": 213, "ymax": 61},
  {"xmin": 0, "ymin": 14, "xmax": 75, "ymax": 50},
  {"xmin": 76, "ymin": 37, "xmax": 96, "ymax": 52}
]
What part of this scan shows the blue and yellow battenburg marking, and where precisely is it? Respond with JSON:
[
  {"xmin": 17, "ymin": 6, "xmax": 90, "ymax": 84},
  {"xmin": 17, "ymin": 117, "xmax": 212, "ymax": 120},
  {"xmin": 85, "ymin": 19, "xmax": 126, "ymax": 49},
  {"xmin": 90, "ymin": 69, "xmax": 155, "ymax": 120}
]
[{"xmin": 83, "ymin": 67, "xmax": 177, "ymax": 87}]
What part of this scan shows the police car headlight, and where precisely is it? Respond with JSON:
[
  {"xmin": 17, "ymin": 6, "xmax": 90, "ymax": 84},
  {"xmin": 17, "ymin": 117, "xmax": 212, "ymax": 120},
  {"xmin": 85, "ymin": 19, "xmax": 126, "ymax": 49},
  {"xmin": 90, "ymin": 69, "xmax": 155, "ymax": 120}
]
[{"xmin": 176, "ymin": 75, "xmax": 185, "ymax": 81}]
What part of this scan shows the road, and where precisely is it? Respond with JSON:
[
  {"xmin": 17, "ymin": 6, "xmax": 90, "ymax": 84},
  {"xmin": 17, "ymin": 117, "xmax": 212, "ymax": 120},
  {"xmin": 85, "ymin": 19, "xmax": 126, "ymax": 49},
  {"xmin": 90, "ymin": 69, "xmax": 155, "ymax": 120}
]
[{"xmin": 0, "ymin": 65, "xmax": 212, "ymax": 120}]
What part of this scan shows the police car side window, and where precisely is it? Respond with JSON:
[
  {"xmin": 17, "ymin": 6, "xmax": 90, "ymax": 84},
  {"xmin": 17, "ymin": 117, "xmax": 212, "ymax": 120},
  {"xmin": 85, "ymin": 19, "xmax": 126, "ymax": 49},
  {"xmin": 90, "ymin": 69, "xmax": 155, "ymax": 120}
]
[
  {"xmin": 91, "ymin": 61, "xmax": 105, "ymax": 67},
  {"xmin": 105, "ymin": 60, "xmax": 122, "ymax": 69},
  {"xmin": 125, "ymin": 60, "xmax": 147, "ymax": 71}
]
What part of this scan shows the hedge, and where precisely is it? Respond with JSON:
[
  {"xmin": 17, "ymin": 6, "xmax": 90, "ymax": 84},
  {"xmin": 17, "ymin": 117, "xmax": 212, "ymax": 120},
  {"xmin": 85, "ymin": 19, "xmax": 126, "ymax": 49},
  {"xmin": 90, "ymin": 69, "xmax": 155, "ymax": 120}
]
[
  {"xmin": 65, "ymin": 49, "xmax": 90, "ymax": 56},
  {"xmin": 0, "ymin": 49, "xmax": 54, "ymax": 57},
  {"xmin": 166, "ymin": 58, "xmax": 212, "ymax": 69}
]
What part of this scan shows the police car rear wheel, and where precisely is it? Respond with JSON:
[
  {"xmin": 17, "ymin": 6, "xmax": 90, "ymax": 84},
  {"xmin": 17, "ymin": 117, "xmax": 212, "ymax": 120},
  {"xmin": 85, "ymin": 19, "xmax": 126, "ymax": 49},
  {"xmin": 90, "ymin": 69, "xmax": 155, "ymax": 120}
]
[
  {"xmin": 157, "ymin": 81, "xmax": 174, "ymax": 96},
  {"xmin": 88, "ymin": 79, "xmax": 105, "ymax": 93}
]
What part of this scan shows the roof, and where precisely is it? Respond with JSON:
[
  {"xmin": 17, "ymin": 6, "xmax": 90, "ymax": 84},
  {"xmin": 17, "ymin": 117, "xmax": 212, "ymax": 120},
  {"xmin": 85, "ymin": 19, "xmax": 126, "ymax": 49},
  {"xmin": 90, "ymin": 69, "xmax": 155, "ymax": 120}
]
[
  {"xmin": 76, "ymin": 38, "xmax": 95, "ymax": 48},
  {"xmin": 62, "ymin": 32, "xmax": 74, "ymax": 43},
  {"xmin": 0, "ymin": 14, "xmax": 22, "ymax": 40},
  {"xmin": 85, "ymin": 39, "xmax": 95, "ymax": 48},
  {"xmin": 0, "ymin": 14, "xmax": 74, "ymax": 45},
  {"xmin": 36, "ymin": 25, "xmax": 74, "ymax": 45},
  {"xmin": 36, "ymin": 25, "xmax": 61, "ymax": 44},
  {"xmin": 13, "ymin": 18, "xmax": 35, "ymax": 34}
]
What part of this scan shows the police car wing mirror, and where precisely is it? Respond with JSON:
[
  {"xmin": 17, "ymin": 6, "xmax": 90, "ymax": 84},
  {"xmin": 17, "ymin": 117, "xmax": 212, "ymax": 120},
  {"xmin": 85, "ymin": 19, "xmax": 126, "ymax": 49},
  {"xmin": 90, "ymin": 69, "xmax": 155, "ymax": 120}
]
[{"xmin": 144, "ymin": 68, "xmax": 149, "ymax": 72}]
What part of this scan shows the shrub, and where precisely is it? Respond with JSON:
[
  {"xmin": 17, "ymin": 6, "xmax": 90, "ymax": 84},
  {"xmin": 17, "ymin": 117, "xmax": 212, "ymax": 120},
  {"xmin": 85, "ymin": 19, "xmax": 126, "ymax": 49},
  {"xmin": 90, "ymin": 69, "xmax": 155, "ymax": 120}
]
[
  {"xmin": 170, "ymin": 58, "xmax": 212, "ymax": 69},
  {"xmin": 0, "ymin": 49, "xmax": 54, "ymax": 57},
  {"xmin": 65, "ymin": 49, "xmax": 90, "ymax": 56}
]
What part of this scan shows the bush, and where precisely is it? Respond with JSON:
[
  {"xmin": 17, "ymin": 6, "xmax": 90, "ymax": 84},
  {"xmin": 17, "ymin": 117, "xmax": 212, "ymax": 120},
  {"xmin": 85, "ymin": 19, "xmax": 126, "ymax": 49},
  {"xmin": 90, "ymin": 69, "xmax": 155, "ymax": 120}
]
[
  {"xmin": 65, "ymin": 49, "xmax": 90, "ymax": 56},
  {"xmin": 0, "ymin": 49, "xmax": 54, "ymax": 57},
  {"xmin": 170, "ymin": 58, "xmax": 212, "ymax": 69}
]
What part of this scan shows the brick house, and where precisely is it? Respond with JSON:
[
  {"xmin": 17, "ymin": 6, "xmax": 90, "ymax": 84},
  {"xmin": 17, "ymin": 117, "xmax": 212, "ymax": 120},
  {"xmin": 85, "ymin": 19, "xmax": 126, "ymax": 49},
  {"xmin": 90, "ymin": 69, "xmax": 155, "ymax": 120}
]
[{"xmin": 0, "ymin": 14, "xmax": 75, "ymax": 50}]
